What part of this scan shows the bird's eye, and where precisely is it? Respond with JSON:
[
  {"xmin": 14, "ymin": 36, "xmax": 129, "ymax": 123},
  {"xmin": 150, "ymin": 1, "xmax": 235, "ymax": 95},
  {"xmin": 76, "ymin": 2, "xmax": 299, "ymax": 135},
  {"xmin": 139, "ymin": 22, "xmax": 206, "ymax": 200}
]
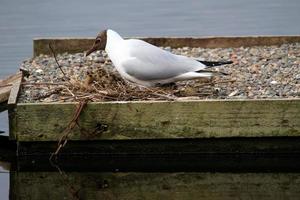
[{"xmin": 95, "ymin": 38, "xmax": 101, "ymax": 44}]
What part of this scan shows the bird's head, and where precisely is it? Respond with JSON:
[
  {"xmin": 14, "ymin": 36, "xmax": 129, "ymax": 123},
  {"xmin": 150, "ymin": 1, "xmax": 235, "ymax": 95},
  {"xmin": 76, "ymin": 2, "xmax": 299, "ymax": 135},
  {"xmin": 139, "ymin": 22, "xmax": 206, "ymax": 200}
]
[{"xmin": 85, "ymin": 30, "xmax": 107, "ymax": 56}]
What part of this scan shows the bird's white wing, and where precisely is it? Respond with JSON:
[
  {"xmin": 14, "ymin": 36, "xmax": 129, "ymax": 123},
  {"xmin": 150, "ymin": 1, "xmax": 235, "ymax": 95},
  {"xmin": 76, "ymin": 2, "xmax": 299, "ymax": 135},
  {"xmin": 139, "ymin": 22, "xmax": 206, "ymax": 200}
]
[{"xmin": 120, "ymin": 39, "xmax": 205, "ymax": 81}]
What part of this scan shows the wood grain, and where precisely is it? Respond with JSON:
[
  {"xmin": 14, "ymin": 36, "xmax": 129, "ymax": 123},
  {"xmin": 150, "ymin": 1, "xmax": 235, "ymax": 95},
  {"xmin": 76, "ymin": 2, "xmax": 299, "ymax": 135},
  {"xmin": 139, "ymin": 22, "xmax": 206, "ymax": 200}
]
[
  {"xmin": 10, "ymin": 99, "xmax": 300, "ymax": 141},
  {"xmin": 33, "ymin": 35, "xmax": 300, "ymax": 56},
  {"xmin": 0, "ymin": 72, "xmax": 22, "ymax": 104}
]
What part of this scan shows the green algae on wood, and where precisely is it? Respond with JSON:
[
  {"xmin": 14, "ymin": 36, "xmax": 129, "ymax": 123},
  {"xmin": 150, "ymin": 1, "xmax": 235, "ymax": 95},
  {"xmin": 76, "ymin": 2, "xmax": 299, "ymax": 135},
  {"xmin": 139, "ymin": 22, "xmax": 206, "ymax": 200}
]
[{"xmin": 9, "ymin": 99, "xmax": 300, "ymax": 141}]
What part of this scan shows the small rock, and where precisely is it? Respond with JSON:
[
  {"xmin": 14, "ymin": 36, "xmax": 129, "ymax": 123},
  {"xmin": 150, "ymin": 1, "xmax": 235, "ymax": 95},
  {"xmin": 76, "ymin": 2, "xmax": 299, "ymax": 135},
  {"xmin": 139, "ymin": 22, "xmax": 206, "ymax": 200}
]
[
  {"xmin": 228, "ymin": 90, "xmax": 239, "ymax": 97},
  {"xmin": 164, "ymin": 46, "xmax": 171, "ymax": 52},
  {"xmin": 250, "ymin": 64, "xmax": 260, "ymax": 74},
  {"xmin": 270, "ymin": 80, "xmax": 278, "ymax": 85},
  {"xmin": 248, "ymin": 91, "xmax": 254, "ymax": 97},
  {"xmin": 74, "ymin": 58, "xmax": 83, "ymax": 63},
  {"xmin": 214, "ymin": 87, "xmax": 221, "ymax": 93},
  {"xmin": 94, "ymin": 57, "xmax": 105, "ymax": 63},
  {"xmin": 35, "ymin": 69, "xmax": 44, "ymax": 75}
]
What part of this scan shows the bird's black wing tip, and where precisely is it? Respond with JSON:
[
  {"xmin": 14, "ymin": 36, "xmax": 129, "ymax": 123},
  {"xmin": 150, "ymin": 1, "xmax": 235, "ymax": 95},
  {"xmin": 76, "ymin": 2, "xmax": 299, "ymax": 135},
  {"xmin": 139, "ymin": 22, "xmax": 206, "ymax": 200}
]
[
  {"xmin": 196, "ymin": 69, "xmax": 229, "ymax": 76},
  {"xmin": 198, "ymin": 60, "xmax": 233, "ymax": 67}
]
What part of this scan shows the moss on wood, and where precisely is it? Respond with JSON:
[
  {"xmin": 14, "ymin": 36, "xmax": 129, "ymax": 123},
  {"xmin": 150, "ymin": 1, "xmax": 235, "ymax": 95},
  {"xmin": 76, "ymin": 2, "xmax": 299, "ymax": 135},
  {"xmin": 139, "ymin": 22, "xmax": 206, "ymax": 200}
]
[{"xmin": 10, "ymin": 99, "xmax": 300, "ymax": 141}]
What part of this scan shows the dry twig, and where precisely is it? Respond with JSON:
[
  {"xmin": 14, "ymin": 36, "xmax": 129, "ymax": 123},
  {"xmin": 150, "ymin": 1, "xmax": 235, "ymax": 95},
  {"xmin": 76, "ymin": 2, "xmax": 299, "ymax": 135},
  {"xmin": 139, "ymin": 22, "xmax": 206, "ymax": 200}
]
[
  {"xmin": 48, "ymin": 43, "xmax": 67, "ymax": 77},
  {"xmin": 22, "ymin": 82, "xmax": 68, "ymax": 86},
  {"xmin": 48, "ymin": 44, "xmax": 89, "ymax": 160},
  {"xmin": 50, "ymin": 100, "xmax": 87, "ymax": 160}
]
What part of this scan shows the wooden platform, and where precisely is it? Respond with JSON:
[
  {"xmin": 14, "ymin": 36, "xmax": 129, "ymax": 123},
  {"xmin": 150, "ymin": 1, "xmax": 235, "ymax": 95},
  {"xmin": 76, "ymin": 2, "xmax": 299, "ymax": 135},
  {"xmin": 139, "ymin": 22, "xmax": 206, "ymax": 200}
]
[
  {"xmin": 3, "ymin": 35, "xmax": 300, "ymax": 200},
  {"xmin": 5, "ymin": 36, "xmax": 300, "ymax": 160}
]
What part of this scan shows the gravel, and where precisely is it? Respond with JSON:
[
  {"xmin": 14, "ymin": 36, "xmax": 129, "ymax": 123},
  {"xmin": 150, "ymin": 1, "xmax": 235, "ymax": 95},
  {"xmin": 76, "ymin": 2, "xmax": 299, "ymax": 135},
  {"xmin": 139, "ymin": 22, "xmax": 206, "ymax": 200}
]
[{"xmin": 18, "ymin": 43, "xmax": 300, "ymax": 102}]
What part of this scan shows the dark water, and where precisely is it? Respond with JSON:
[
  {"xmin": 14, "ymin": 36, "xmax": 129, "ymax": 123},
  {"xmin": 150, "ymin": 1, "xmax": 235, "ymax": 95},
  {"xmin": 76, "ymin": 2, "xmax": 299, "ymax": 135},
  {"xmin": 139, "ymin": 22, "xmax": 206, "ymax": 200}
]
[{"xmin": 1, "ymin": 0, "xmax": 300, "ymax": 199}]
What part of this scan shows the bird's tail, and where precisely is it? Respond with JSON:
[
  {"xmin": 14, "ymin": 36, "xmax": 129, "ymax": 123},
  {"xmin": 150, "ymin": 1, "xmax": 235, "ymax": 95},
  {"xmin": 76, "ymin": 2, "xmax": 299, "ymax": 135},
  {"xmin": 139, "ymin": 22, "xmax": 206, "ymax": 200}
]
[{"xmin": 197, "ymin": 60, "xmax": 233, "ymax": 68}]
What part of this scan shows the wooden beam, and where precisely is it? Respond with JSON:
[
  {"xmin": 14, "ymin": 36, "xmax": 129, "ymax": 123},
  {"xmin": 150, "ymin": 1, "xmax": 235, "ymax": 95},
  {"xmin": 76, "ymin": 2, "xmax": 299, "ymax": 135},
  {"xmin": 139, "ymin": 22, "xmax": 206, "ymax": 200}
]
[
  {"xmin": 7, "ymin": 72, "xmax": 23, "ymax": 105},
  {"xmin": 10, "ymin": 99, "xmax": 300, "ymax": 141},
  {"xmin": 33, "ymin": 35, "xmax": 300, "ymax": 56},
  {"xmin": 0, "ymin": 72, "xmax": 22, "ymax": 105},
  {"xmin": 7, "ymin": 72, "xmax": 23, "ymax": 139},
  {"xmin": 11, "ymin": 171, "xmax": 300, "ymax": 200}
]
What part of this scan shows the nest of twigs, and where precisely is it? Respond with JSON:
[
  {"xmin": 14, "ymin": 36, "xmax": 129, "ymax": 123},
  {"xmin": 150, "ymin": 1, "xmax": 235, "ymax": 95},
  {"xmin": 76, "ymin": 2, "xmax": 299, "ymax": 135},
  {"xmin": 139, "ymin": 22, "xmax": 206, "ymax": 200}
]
[
  {"xmin": 19, "ymin": 44, "xmax": 235, "ymax": 103},
  {"xmin": 22, "ymin": 62, "xmax": 229, "ymax": 102},
  {"xmin": 61, "ymin": 64, "xmax": 225, "ymax": 102}
]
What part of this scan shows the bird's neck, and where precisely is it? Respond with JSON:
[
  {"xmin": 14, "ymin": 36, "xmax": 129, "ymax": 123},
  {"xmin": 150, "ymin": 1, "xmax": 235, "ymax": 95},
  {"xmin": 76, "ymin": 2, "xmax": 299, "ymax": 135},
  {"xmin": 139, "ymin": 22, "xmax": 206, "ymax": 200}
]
[
  {"xmin": 106, "ymin": 30, "xmax": 124, "ymax": 51},
  {"xmin": 105, "ymin": 30, "xmax": 125, "ymax": 70}
]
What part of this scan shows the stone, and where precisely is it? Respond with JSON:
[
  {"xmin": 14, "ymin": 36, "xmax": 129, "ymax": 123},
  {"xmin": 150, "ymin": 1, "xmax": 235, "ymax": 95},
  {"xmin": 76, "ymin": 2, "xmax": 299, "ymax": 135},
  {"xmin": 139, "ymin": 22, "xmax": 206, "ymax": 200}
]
[
  {"xmin": 164, "ymin": 47, "xmax": 171, "ymax": 51},
  {"xmin": 18, "ymin": 42, "xmax": 300, "ymax": 103},
  {"xmin": 35, "ymin": 69, "xmax": 44, "ymax": 75},
  {"xmin": 270, "ymin": 80, "xmax": 278, "ymax": 85},
  {"xmin": 228, "ymin": 90, "xmax": 239, "ymax": 97},
  {"xmin": 94, "ymin": 57, "xmax": 105, "ymax": 63}
]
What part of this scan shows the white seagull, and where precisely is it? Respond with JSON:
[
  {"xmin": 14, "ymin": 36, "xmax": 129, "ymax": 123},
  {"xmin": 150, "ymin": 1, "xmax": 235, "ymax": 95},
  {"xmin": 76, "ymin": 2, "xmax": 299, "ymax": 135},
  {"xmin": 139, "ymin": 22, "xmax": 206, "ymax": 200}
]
[{"xmin": 86, "ymin": 29, "xmax": 232, "ymax": 87}]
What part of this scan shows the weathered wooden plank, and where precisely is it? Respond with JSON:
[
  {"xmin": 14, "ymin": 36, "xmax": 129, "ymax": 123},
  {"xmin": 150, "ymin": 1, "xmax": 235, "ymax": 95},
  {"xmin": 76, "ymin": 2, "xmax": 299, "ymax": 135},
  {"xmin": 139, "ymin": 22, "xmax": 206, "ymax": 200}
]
[
  {"xmin": 33, "ymin": 35, "xmax": 300, "ymax": 56},
  {"xmin": 0, "ymin": 86, "xmax": 11, "ymax": 104},
  {"xmin": 7, "ymin": 72, "xmax": 23, "ymax": 105},
  {"xmin": 11, "ymin": 172, "xmax": 300, "ymax": 200},
  {"xmin": 7, "ymin": 72, "xmax": 23, "ymax": 140},
  {"xmin": 0, "ymin": 72, "xmax": 22, "ymax": 104},
  {"xmin": 10, "ymin": 99, "xmax": 300, "ymax": 141}
]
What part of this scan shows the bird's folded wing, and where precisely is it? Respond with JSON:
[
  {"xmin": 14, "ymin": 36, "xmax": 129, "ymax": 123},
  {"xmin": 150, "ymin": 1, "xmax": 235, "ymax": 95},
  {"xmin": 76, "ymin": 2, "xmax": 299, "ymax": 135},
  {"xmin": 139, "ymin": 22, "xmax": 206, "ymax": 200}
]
[
  {"xmin": 122, "ymin": 39, "xmax": 205, "ymax": 81},
  {"xmin": 121, "ymin": 57, "xmax": 183, "ymax": 81}
]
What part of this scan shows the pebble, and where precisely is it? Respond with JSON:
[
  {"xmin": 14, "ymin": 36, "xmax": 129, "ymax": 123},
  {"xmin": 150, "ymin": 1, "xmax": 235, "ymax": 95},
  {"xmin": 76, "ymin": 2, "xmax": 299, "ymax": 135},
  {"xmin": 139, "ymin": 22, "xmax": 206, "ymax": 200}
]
[
  {"xmin": 270, "ymin": 80, "xmax": 278, "ymax": 85},
  {"xmin": 35, "ymin": 69, "xmax": 44, "ymax": 75},
  {"xmin": 164, "ymin": 46, "xmax": 171, "ymax": 52},
  {"xmin": 94, "ymin": 57, "xmax": 105, "ymax": 63},
  {"xmin": 228, "ymin": 90, "xmax": 239, "ymax": 97},
  {"xmin": 18, "ymin": 42, "xmax": 300, "ymax": 102}
]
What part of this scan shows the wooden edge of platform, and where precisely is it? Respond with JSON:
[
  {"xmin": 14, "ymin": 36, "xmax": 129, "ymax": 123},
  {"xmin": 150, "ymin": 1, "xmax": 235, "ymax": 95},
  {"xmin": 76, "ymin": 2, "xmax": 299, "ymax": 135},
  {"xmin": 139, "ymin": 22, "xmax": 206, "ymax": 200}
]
[
  {"xmin": 7, "ymin": 72, "xmax": 23, "ymax": 140},
  {"xmin": 7, "ymin": 72, "xmax": 23, "ymax": 106},
  {"xmin": 15, "ymin": 97, "xmax": 300, "ymax": 106},
  {"xmin": 33, "ymin": 35, "xmax": 300, "ymax": 56},
  {"xmin": 0, "ymin": 72, "xmax": 23, "ymax": 106},
  {"xmin": 11, "ymin": 98, "xmax": 300, "ymax": 141}
]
